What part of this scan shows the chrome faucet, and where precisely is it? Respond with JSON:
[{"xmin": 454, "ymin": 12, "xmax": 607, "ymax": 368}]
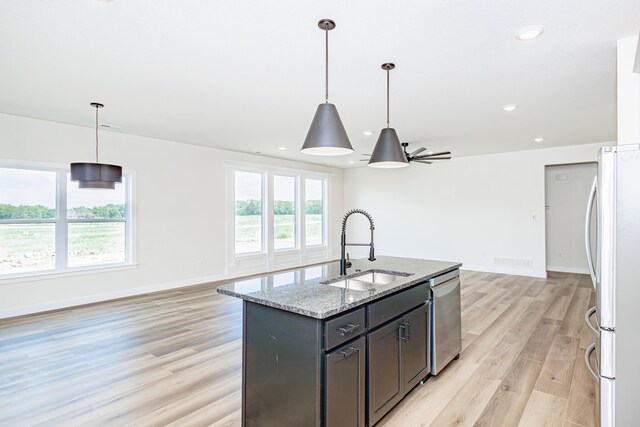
[{"xmin": 340, "ymin": 209, "xmax": 376, "ymax": 275}]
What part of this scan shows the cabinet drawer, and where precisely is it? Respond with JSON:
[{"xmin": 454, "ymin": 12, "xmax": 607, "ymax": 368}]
[
  {"xmin": 368, "ymin": 283, "xmax": 429, "ymax": 329},
  {"xmin": 325, "ymin": 307, "xmax": 366, "ymax": 351}
]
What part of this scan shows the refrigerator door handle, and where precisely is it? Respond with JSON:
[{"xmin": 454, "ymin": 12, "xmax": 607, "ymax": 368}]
[
  {"xmin": 584, "ymin": 306, "xmax": 599, "ymax": 336},
  {"xmin": 585, "ymin": 342, "xmax": 599, "ymax": 382},
  {"xmin": 585, "ymin": 176, "xmax": 598, "ymax": 288}
]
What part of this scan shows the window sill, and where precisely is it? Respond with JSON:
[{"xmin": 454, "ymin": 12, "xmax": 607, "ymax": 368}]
[
  {"xmin": 234, "ymin": 252, "xmax": 267, "ymax": 258},
  {"xmin": 0, "ymin": 263, "xmax": 138, "ymax": 285}
]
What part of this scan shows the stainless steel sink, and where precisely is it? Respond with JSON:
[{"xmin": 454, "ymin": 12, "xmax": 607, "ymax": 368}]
[{"xmin": 321, "ymin": 270, "xmax": 413, "ymax": 290}]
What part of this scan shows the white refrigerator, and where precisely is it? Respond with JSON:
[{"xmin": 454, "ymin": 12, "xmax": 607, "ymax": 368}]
[{"xmin": 584, "ymin": 144, "xmax": 640, "ymax": 426}]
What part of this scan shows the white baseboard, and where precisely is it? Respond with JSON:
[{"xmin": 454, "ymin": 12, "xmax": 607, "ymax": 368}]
[
  {"xmin": 546, "ymin": 266, "xmax": 590, "ymax": 275},
  {"xmin": 0, "ymin": 273, "xmax": 227, "ymax": 320},
  {"xmin": 461, "ymin": 264, "xmax": 547, "ymax": 279}
]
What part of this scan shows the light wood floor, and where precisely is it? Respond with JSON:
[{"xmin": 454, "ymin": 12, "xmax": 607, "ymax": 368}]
[{"xmin": 0, "ymin": 271, "xmax": 596, "ymax": 426}]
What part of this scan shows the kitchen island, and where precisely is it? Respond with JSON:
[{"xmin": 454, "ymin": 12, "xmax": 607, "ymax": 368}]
[{"xmin": 217, "ymin": 256, "xmax": 462, "ymax": 427}]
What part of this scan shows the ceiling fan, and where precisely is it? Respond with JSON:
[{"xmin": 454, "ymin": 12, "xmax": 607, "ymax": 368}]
[{"xmin": 361, "ymin": 142, "xmax": 452, "ymax": 165}]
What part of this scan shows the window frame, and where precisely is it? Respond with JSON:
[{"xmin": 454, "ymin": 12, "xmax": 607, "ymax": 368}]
[
  {"xmin": 0, "ymin": 159, "xmax": 135, "ymax": 283},
  {"xmin": 226, "ymin": 161, "xmax": 331, "ymax": 275}
]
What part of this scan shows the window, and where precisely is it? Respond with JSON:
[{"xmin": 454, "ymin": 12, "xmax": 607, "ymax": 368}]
[
  {"xmin": 0, "ymin": 163, "xmax": 133, "ymax": 280},
  {"xmin": 228, "ymin": 163, "xmax": 330, "ymax": 274},
  {"xmin": 0, "ymin": 168, "xmax": 57, "ymax": 275},
  {"xmin": 273, "ymin": 175, "xmax": 296, "ymax": 250},
  {"xmin": 305, "ymin": 178, "xmax": 324, "ymax": 246},
  {"xmin": 234, "ymin": 170, "xmax": 263, "ymax": 254},
  {"xmin": 67, "ymin": 174, "xmax": 127, "ymax": 267}
]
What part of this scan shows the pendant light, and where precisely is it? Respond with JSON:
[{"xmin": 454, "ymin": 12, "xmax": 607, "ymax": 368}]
[
  {"xmin": 368, "ymin": 63, "xmax": 409, "ymax": 168},
  {"xmin": 301, "ymin": 19, "xmax": 354, "ymax": 156},
  {"xmin": 70, "ymin": 102, "xmax": 122, "ymax": 189}
]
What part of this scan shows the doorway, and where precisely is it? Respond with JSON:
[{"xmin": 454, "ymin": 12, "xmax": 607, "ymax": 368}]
[{"xmin": 545, "ymin": 162, "xmax": 597, "ymax": 274}]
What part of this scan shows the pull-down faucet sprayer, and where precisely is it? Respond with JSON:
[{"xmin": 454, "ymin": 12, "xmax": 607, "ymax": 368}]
[{"xmin": 340, "ymin": 209, "xmax": 376, "ymax": 275}]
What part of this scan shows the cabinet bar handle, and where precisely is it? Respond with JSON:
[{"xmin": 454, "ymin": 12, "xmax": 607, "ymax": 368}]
[
  {"xmin": 339, "ymin": 346, "xmax": 358, "ymax": 358},
  {"xmin": 399, "ymin": 324, "xmax": 407, "ymax": 341},
  {"xmin": 338, "ymin": 323, "xmax": 360, "ymax": 336}
]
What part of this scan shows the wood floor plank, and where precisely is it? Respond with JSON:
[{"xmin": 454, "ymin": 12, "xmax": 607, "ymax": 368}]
[
  {"xmin": 0, "ymin": 270, "xmax": 596, "ymax": 427},
  {"xmin": 475, "ymin": 356, "xmax": 544, "ymax": 427},
  {"xmin": 519, "ymin": 317, "xmax": 561, "ymax": 363},
  {"xmin": 429, "ymin": 372, "xmax": 501, "ymax": 426},
  {"xmin": 558, "ymin": 288, "xmax": 592, "ymax": 338},
  {"xmin": 535, "ymin": 335, "xmax": 580, "ymax": 398},
  {"xmin": 565, "ymin": 347, "xmax": 597, "ymax": 427},
  {"xmin": 518, "ymin": 390, "xmax": 568, "ymax": 427}
]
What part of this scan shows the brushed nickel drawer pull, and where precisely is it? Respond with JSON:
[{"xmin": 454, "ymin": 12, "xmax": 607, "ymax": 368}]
[
  {"xmin": 338, "ymin": 323, "xmax": 360, "ymax": 336},
  {"xmin": 339, "ymin": 346, "xmax": 358, "ymax": 358}
]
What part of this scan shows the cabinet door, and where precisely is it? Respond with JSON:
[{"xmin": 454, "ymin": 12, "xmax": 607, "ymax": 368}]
[
  {"xmin": 325, "ymin": 336, "xmax": 365, "ymax": 427},
  {"xmin": 402, "ymin": 302, "xmax": 430, "ymax": 391},
  {"xmin": 367, "ymin": 319, "xmax": 404, "ymax": 426}
]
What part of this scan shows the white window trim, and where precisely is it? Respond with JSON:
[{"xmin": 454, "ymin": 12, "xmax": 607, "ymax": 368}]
[
  {"xmin": 0, "ymin": 159, "xmax": 136, "ymax": 284},
  {"xmin": 225, "ymin": 161, "xmax": 332, "ymax": 276}
]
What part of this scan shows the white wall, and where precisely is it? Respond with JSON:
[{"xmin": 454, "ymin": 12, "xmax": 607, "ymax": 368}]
[
  {"xmin": 0, "ymin": 113, "xmax": 343, "ymax": 317},
  {"xmin": 544, "ymin": 163, "xmax": 597, "ymax": 274},
  {"xmin": 343, "ymin": 143, "xmax": 606, "ymax": 278},
  {"xmin": 618, "ymin": 35, "xmax": 640, "ymax": 144}
]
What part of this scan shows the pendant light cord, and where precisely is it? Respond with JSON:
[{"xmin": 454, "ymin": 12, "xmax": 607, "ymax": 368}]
[
  {"xmin": 325, "ymin": 24, "xmax": 329, "ymax": 103},
  {"xmin": 386, "ymin": 68, "xmax": 390, "ymax": 128},
  {"xmin": 95, "ymin": 104, "xmax": 100, "ymax": 163}
]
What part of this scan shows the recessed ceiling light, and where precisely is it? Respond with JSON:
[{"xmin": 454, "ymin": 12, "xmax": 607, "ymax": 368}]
[
  {"xmin": 502, "ymin": 104, "xmax": 519, "ymax": 112},
  {"xmin": 349, "ymin": 160, "xmax": 355, "ymax": 164},
  {"xmin": 363, "ymin": 131, "xmax": 374, "ymax": 136},
  {"xmin": 534, "ymin": 137, "xmax": 544, "ymax": 142},
  {"xmin": 278, "ymin": 146, "xmax": 286, "ymax": 150},
  {"xmin": 515, "ymin": 25, "xmax": 545, "ymax": 41}
]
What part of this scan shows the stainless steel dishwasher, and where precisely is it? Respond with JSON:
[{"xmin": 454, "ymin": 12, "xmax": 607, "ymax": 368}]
[{"xmin": 429, "ymin": 269, "xmax": 462, "ymax": 375}]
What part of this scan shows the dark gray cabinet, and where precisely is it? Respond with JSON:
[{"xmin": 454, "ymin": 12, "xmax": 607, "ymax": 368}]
[
  {"xmin": 325, "ymin": 337, "xmax": 366, "ymax": 427},
  {"xmin": 403, "ymin": 302, "xmax": 430, "ymax": 390},
  {"xmin": 367, "ymin": 302, "xmax": 431, "ymax": 426},
  {"xmin": 367, "ymin": 318, "xmax": 405, "ymax": 425},
  {"xmin": 241, "ymin": 270, "xmax": 459, "ymax": 427}
]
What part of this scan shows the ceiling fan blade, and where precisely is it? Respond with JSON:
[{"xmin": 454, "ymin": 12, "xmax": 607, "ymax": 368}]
[
  {"xmin": 414, "ymin": 156, "xmax": 451, "ymax": 160},
  {"xmin": 409, "ymin": 147, "xmax": 426, "ymax": 157},
  {"xmin": 418, "ymin": 151, "xmax": 451, "ymax": 157},
  {"xmin": 412, "ymin": 160, "xmax": 433, "ymax": 164}
]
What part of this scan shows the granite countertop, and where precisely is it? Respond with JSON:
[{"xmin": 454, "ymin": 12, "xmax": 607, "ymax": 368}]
[{"xmin": 216, "ymin": 256, "xmax": 461, "ymax": 319}]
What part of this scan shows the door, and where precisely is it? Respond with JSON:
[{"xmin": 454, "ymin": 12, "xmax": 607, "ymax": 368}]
[
  {"xmin": 325, "ymin": 336, "xmax": 365, "ymax": 427},
  {"xmin": 585, "ymin": 341, "xmax": 615, "ymax": 427},
  {"xmin": 596, "ymin": 148, "xmax": 615, "ymax": 329},
  {"xmin": 545, "ymin": 162, "xmax": 597, "ymax": 274},
  {"xmin": 402, "ymin": 303, "xmax": 430, "ymax": 391},
  {"xmin": 367, "ymin": 318, "xmax": 404, "ymax": 426}
]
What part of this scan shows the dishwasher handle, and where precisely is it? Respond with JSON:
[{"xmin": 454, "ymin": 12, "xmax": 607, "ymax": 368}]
[
  {"xmin": 429, "ymin": 270, "xmax": 460, "ymax": 287},
  {"xmin": 431, "ymin": 276, "xmax": 460, "ymax": 297}
]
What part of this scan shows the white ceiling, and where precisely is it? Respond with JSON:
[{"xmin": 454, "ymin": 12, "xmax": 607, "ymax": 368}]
[{"xmin": 0, "ymin": 1, "xmax": 638, "ymax": 168}]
